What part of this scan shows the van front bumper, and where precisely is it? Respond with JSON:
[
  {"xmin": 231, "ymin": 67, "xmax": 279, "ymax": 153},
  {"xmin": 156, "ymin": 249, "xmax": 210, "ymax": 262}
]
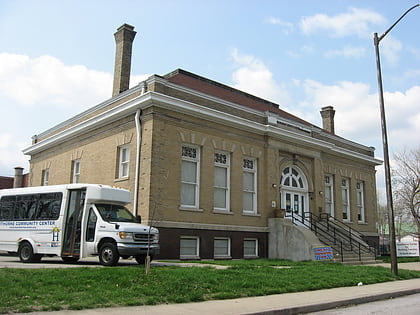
[{"xmin": 117, "ymin": 243, "xmax": 160, "ymax": 256}]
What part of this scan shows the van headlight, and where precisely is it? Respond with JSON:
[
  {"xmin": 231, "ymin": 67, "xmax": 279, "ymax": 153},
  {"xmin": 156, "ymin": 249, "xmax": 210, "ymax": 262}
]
[{"xmin": 119, "ymin": 232, "xmax": 133, "ymax": 239}]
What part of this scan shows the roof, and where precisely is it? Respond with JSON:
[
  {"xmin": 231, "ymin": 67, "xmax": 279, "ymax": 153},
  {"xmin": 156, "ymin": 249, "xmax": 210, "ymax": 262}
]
[{"xmin": 164, "ymin": 69, "xmax": 313, "ymax": 127}]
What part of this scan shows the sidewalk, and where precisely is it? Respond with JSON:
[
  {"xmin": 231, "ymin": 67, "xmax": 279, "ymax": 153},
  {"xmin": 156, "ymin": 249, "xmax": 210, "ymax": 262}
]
[{"xmin": 18, "ymin": 262, "xmax": 420, "ymax": 315}]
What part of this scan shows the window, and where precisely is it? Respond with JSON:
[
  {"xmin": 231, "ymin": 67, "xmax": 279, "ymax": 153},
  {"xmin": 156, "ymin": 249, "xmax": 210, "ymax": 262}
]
[
  {"xmin": 181, "ymin": 145, "xmax": 200, "ymax": 208},
  {"xmin": 86, "ymin": 208, "xmax": 97, "ymax": 242},
  {"xmin": 41, "ymin": 169, "xmax": 49, "ymax": 186},
  {"xmin": 214, "ymin": 151, "xmax": 230, "ymax": 211},
  {"xmin": 214, "ymin": 237, "xmax": 231, "ymax": 259},
  {"xmin": 0, "ymin": 193, "xmax": 62, "ymax": 221},
  {"xmin": 243, "ymin": 158, "xmax": 257, "ymax": 214},
  {"xmin": 341, "ymin": 178, "xmax": 350, "ymax": 221},
  {"xmin": 118, "ymin": 145, "xmax": 130, "ymax": 178},
  {"xmin": 324, "ymin": 175, "xmax": 334, "ymax": 217},
  {"xmin": 356, "ymin": 181, "xmax": 365, "ymax": 222},
  {"xmin": 180, "ymin": 236, "xmax": 200, "ymax": 259},
  {"xmin": 72, "ymin": 159, "xmax": 81, "ymax": 183},
  {"xmin": 244, "ymin": 238, "xmax": 258, "ymax": 258}
]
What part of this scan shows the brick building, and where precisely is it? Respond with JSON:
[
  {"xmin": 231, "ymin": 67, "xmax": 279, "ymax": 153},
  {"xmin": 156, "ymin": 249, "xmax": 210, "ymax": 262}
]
[{"xmin": 22, "ymin": 24, "xmax": 381, "ymax": 260}]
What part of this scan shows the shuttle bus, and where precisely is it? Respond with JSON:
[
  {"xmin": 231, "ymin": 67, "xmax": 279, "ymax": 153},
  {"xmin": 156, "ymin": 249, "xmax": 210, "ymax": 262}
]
[{"xmin": 0, "ymin": 184, "xmax": 159, "ymax": 266}]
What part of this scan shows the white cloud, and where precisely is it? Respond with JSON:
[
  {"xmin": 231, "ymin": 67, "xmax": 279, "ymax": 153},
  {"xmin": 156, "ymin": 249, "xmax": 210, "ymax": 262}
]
[
  {"xmin": 230, "ymin": 48, "xmax": 290, "ymax": 105},
  {"xmin": 0, "ymin": 53, "xmax": 150, "ymax": 176},
  {"xmin": 300, "ymin": 7, "xmax": 386, "ymax": 38},
  {"xmin": 301, "ymin": 80, "xmax": 420, "ymax": 153},
  {"xmin": 0, "ymin": 53, "xmax": 113, "ymax": 108},
  {"xmin": 379, "ymin": 35, "xmax": 402, "ymax": 65},
  {"xmin": 324, "ymin": 45, "xmax": 366, "ymax": 58},
  {"xmin": 0, "ymin": 134, "xmax": 29, "ymax": 175},
  {"xmin": 265, "ymin": 17, "xmax": 294, "ymax": 35}
]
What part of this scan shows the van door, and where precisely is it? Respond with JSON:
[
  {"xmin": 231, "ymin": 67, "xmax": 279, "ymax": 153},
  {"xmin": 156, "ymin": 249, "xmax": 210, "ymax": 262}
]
[
  {"xmin": 62, "ymin": 189, "xmax": 86, "ymax": 257},
  {"xmin": 83, "ymin": 206, "xmax": 98, "ymax": 256}
]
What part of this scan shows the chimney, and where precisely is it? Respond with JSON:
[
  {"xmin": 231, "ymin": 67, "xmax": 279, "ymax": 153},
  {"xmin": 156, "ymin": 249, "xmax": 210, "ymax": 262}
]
[
  {"xmin": 13, "ymin": 167, "xmax": 24, "ymax": 188},
  {"xmin": 320, "ymin": 106, "xmax": 335, "ymax": 134},
  {"xmin": 112, "ymin": 24, "xmax": 136, "ymax": 97}
]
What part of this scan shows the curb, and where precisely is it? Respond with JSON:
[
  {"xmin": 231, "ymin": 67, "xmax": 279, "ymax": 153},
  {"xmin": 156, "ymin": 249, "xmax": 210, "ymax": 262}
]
[{"xmin": 248, "ymin": 287, "xmax": 420, "ymax": 315}]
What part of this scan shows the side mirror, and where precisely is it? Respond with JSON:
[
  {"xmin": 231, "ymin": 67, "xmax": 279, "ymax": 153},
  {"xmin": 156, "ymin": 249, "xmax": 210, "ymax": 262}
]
[{"xmin": 136, "ymin": 215, "xmax": 141, "ymax": 223}]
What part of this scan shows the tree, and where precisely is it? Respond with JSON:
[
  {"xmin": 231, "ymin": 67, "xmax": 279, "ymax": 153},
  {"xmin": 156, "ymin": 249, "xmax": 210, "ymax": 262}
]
[{"xmin": 392, "ymin": 148, "xmax": 420, "ymax": 238}]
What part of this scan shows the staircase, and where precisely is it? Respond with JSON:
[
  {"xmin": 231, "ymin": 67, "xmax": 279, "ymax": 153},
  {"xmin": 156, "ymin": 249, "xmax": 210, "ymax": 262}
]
[{"xmin": 286, "ymin": 212, "xmax": 377, "ymax": 265}]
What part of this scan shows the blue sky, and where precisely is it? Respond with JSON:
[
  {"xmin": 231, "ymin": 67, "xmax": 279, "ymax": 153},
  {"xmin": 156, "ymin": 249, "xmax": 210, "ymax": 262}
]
[{"xmin": 0, "ymin": 0, "xmax": 419, "ymax": 199}]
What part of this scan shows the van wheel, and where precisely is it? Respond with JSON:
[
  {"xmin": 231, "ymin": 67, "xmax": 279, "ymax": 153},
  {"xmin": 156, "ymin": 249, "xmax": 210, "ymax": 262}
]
[
  {"xmin": 18, "ymin": 242, "xmax": 42, "ymax": 263},
  {"xmin": 134, "ymin": 255, "xmax": 146, "ymax": 264},
  {"xmin": 135, "ymin": 255, "xmax": 153, "ymax": 265},
  {"xmin": 99, "ymin": 242, "xmax": 120, "ymax": 266}
]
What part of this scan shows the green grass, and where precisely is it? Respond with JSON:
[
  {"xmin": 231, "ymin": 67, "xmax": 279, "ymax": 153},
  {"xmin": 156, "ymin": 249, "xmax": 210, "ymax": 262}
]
[
  {"xmin": 0, "ymin": 260, "xmax": 419, "ymax": 313},
  {"xmin": 378, "ymin": 256, "xmax": 420, "ymax": 263}
]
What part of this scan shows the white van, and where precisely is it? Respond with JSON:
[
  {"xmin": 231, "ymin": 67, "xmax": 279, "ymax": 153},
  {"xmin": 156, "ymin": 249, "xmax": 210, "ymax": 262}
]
[{"xmin": 0, "ymin": 184, "xmax": 159, "ymax": 266}]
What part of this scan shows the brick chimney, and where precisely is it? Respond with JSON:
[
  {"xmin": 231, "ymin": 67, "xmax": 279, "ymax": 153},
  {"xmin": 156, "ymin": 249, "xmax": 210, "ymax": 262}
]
[
  {"xmin": 112, "ymin": 24, "xmax": 136, "ymax": 97},
  {"xmin": 320, "ymin": 106, "xmax": 335, "ymax": 134},
  {"xmin": 13, "ymin": 167, "xmax": 24, "ymax": 188}
]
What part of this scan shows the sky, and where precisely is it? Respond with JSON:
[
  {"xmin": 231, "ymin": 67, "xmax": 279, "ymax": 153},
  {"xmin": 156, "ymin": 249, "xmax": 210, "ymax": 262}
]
[{"xmin": 0, "ymin": 0, "xmax": 419, "ymax": 200}]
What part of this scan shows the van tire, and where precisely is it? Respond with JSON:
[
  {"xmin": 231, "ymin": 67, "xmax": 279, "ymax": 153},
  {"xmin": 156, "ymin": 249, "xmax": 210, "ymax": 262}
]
[
  {"xmin": 135, "ymin": 254, "xmax": 153, "ymax": 265},
  {"xmin": 18, "ymin": 242, "xmax": 42, "ymax": 263},
  {"xmin": 99, "ymin": 242, "xmax": 119, "ymax": 266}
]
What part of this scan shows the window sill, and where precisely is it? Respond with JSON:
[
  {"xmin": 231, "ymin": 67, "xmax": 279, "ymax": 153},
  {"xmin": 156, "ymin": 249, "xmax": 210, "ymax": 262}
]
[
  {"xmin": 358, "ymin": 221, "xmax": 367, "ymax": 225},
  {"xmin": 180, "ymin": 255, "xmax": 200, "ymax": 260},
  {"xmin": 213, "ymin": 209, "xmax": 234, "ymax": 215},
  {"xmin": 179, "ymin": 207, "xmax": 203, "ymax": 212},
  {"xmin": 114, "ymin": 177, "xmax": 129, "ymax": 183},
  {"xmin": 214, "ymin": 256, "xmax": 232, "ymax": 260},
  {"xmin": 242, "ymin": 211, "xmax": 260, "ymax": 217}
]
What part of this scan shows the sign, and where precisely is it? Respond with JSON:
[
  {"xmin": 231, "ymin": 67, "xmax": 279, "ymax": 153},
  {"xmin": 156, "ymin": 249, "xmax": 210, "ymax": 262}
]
[
  {"xmin": 396, "ymin": 242, "xmax": 419, "ymax": 257},
  {"xmin": 313, "ymin": 246, "xmax": 333, "ymax": 261}
]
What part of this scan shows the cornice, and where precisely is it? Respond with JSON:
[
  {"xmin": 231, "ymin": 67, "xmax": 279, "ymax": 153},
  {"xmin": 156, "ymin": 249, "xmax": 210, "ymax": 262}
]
[{"xmin": 23, "ymin": 78, "xmax": 381, "ymax": 166}]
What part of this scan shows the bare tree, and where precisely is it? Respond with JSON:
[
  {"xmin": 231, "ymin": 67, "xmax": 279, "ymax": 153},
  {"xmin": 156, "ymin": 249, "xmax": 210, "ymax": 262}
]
[{"xmin": 392, "ymin": 148, "xmax": 420, "ymax": 238}]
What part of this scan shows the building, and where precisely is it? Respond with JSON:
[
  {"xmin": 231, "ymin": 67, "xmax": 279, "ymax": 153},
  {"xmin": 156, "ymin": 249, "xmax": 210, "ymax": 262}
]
[
  {"xmin": 0, "ymin": 167, "xmax": 29, "ymax": 189},
  {"xmin": 22, "ymin": 24, "xmax": 381, "ymax": 260}
]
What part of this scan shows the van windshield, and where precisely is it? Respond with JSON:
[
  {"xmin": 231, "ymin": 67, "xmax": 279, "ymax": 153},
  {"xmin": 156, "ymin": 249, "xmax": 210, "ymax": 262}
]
[{"xmin": 95, "ymin": 204, "xmax": 139, "ymax": 223}]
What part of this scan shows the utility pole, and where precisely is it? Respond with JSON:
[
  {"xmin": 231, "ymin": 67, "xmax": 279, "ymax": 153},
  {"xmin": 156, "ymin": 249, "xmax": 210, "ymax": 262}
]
[{"xmin": 373, "ymin": 4, "xmax": 419, "ymax": 276}]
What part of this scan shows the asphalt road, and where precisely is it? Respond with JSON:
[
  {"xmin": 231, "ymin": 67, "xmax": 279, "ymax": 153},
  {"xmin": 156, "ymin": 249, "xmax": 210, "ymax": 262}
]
[
  {"xmin": 309, "ymin": 293, "xmax": 420, "ymax": 315},
  {"xmin": 0, "ymin": 251, "xmax": 139, "ymax": 268}
]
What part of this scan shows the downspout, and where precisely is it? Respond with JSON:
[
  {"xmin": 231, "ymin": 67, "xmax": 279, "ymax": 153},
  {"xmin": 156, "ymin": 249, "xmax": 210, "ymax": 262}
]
[{"xmin": 133, "ymin": 108, "xmax": 142, "ymax": 216}]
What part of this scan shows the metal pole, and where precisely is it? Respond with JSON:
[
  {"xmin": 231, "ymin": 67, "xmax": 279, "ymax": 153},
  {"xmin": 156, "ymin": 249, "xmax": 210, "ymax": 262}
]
[
  {"xmin": 374, "ymin": 32, "xmax": 397, "ymax": 276},
  {"xmin": 373, "ymin": 4, "xmax": 419, "ymax": 276}
]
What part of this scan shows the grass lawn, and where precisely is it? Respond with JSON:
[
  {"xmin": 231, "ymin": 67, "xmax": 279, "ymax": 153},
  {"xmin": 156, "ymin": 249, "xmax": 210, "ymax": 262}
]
[
  {"xmin": 1, "ymin": 259, "xmax": 420, "ymax": 313},
  {"xmin": 378, "ymin": 256, "xmax": 420, "ymax": 263}
]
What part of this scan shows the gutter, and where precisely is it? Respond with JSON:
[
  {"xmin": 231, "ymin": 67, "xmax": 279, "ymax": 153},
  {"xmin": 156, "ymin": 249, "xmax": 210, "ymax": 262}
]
[{"xmin": 133, "ymin": 108, "xmax": 142, "ymax": 216}]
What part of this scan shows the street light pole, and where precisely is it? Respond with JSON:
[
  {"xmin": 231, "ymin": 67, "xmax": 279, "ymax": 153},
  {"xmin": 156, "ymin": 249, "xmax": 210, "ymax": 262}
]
[{"xmin": 373, "ymin": 4, "xmax": 419, "ymax": 276}]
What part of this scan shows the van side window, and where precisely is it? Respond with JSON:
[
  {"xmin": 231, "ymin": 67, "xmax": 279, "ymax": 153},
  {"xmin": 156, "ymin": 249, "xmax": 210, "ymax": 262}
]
[
  {"xmin": 86, "ymin": 208, "xmax": 97, "ymax": 242},
  {"xmin": 0, "ymin": 193, "xmax": 62, "ymax": 221}
]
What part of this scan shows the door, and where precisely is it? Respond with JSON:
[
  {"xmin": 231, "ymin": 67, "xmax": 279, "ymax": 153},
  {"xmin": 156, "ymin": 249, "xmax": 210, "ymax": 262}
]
[
  {"xmin": 62, "ymin": 189, "xmax": 86, "ymax": 257},
  {"xmin": 280, "ymin": 166, "xmax": 309, "ymax": 226},
  {"xmin": 83, "ymin": 207, "xmax": 98, "ymax": 256},
  {"xmin": 282, "ymin": 190, "xmax": 306, "ymax": 225}
]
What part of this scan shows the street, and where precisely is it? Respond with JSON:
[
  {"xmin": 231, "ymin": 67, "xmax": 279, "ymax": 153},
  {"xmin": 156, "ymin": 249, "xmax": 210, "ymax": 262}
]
[{"xmin": 309, "ymin": 293, "xmax": 420, "ymax": 315}]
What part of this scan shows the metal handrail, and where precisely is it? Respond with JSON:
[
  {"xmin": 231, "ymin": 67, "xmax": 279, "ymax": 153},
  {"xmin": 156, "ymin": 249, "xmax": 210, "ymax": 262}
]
[{"xmin": 285, "ymin": 211, "xmax": 376, "ymax": 261}]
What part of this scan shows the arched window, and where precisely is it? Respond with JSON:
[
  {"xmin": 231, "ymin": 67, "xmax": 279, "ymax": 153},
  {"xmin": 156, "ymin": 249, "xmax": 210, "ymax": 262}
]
[{"xmin": 281, "ymin": 166, "xmax": 306, "ymax": 190}]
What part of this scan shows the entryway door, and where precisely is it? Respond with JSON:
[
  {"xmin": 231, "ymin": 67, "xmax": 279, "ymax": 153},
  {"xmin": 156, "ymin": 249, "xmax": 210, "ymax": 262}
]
[{"xmin": 280, "ymin": 166, "xmax": 309, "ymax": 226}]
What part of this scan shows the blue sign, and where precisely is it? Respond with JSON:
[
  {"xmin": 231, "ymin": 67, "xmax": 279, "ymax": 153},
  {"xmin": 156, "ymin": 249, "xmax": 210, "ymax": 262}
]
[{"xmin": 313, "ymin": 246, "xmax": 333, "ymax": 261}]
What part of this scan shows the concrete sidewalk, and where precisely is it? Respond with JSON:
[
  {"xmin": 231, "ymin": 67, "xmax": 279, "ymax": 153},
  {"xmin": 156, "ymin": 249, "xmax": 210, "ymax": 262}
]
[{"xmin": 20, "ymin": 262, "xmax": 420, "ymax": 315}]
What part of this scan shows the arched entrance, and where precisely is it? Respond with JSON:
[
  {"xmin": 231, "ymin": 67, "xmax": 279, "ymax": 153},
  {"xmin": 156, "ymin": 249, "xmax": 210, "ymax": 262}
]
[{"xmin": 280, "ymin": 166, "xmax": 309, "ymax": 226}]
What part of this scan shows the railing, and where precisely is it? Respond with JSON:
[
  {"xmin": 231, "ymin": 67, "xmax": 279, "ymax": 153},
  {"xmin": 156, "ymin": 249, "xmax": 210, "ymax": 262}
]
[{"xmin": 285, "ymin": 211, "xmax": 376, "ymax": 262}]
